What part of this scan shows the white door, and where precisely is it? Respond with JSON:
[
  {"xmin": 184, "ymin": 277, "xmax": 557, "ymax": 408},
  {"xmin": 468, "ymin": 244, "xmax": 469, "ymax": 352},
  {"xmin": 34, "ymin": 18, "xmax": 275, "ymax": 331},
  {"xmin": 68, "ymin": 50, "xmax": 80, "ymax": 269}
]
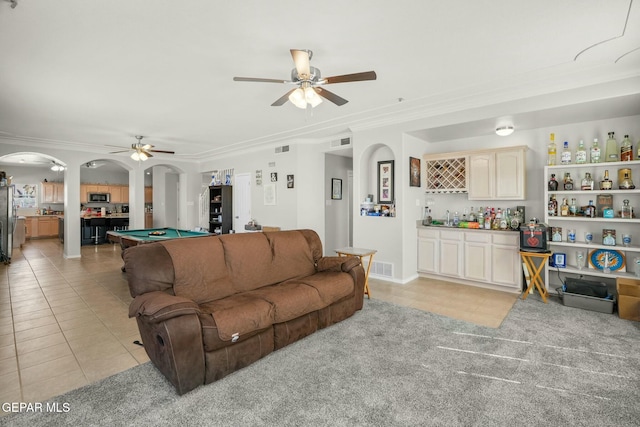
[{"xmin": 234, "ymin": 173, "xmax": 251, "ymax": 232}]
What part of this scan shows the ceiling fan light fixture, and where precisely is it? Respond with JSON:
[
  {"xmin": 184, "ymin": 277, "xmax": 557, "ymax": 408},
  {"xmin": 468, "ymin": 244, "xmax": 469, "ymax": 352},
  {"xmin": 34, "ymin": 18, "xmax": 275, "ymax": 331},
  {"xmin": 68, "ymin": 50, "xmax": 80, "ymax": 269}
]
[
  {"xmin": 51, "ymin": 164, "xmax": 64, "ymax": 172},
  {"xmin": 288, "ymin": 88, "xmax": 307, "ymax": 109},
  {"xmin": 496, "ymin": 126, "xmax": 514, "ymax": 136},
  {"xmin": 131, "ymin": 151, "xmax": 140, "ymax": 161},
  {"xmin": 304, "ymin": 87, "xmax": 322, "ymax": 107},
  {"xmin": 139, "ymin": 152, "xmax": 149, "ymax": 161}
]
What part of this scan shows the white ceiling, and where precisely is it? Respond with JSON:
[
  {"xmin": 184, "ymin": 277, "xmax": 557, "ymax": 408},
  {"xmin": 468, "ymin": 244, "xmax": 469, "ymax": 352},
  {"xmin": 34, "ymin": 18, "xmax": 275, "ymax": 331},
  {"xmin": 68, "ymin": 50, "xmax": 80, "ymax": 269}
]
[{"xmin": 0, "ymin": 0, "xmax": 639, "ymax": 162}]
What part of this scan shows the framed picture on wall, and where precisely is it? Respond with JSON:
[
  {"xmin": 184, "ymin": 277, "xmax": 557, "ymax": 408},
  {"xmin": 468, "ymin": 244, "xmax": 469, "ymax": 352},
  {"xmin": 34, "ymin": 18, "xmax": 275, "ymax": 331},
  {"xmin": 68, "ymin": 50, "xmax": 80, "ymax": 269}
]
[
  {"xmin": 377, "ymin": 160, "xmax": 394, "ymax": 203},
  {"xmin": 331, "ymin": 178, "xmax": 342, "ymax": 200},
  {"xmin": 409, "ymin": 157, "xmax": 421, "ymax": 187}
]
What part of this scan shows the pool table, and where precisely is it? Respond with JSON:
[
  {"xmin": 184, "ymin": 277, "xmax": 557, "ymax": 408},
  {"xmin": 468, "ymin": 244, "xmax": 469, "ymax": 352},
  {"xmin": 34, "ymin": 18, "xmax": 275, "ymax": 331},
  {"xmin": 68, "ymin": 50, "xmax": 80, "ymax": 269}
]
[{"xmin": 107, "ymin": 227, "xmax": 212, "ymax": 250}]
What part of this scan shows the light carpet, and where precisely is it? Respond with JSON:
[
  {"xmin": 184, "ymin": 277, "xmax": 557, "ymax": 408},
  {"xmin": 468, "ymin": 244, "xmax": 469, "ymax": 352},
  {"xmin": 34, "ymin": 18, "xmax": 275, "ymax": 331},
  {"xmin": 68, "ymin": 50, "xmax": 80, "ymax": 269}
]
[{"xmin": 2, "ymin": 295, "xmax": 639, "ymax": 426}]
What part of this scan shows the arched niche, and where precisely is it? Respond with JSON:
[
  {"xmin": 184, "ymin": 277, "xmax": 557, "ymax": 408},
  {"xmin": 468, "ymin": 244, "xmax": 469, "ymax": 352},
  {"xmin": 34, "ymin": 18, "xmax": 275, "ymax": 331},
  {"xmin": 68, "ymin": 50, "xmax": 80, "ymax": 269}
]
[{"xmin": 358, "ymin": 143, "xmax": 395, "ymax": 206}]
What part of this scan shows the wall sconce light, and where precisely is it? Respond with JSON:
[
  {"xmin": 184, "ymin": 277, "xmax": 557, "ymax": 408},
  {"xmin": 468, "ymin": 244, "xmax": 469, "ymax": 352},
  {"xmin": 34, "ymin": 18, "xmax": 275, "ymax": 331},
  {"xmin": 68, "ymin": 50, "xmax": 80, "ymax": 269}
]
[{"xmin": 495, "ymin": 126, "xmax": 514, "ymax": 136}]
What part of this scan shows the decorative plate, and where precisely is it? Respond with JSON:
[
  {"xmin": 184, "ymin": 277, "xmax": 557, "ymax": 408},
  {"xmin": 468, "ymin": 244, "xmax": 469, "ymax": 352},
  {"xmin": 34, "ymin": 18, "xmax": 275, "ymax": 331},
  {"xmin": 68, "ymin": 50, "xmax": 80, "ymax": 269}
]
[{"xmin": 589, "ymin": 249, "xmax": 626, "ymax": 271}]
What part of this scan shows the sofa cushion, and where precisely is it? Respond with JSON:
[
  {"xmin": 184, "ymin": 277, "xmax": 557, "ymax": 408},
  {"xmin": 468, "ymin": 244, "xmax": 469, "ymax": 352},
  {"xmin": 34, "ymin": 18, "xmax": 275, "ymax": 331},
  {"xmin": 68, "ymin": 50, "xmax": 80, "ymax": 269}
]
[
  {"xmin": 246, "ymin": 281, "xmax": 326, "ymax": 323},
  {"xmin": 162, "ymin": 237, "xmax": 236, "ymax": 304},
  {"xmin": 198, "ymin": 294, "xmax": 275, "ymax": 342},
  {"xmin": 295, "ymin": 271, "xmax": 355, "ymax": 306},
  {"xmin": 219, "ymin": 231, "xmax": 316, "ymax": 293}
]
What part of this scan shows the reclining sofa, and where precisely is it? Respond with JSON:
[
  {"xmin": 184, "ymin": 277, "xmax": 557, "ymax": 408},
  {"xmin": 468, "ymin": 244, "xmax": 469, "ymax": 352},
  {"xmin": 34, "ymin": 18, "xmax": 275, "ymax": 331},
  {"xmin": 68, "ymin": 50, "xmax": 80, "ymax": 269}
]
[{"xmin": 124, "ymin": 229, "xmax": 365, "ymax": 394}]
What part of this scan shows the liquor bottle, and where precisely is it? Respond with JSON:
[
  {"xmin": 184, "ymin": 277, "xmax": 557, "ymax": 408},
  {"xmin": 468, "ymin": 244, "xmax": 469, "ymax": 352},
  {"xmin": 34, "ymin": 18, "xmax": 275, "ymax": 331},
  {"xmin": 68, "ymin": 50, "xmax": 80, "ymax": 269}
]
[
  {"xmin": 477, "ymin": 208, "xmax": 484, "ymax": 228},
  {"xmin": 587, "ymin": 200, "xmax": 595, "ymax": 218},
  {"xmin": 569, "ymin": 198, "xmax": 577, "ymax": 216},
  {"xmin": 468, "ymin": 207, "xmax": 476, "ymax": 222},
  {"xmin": 605, "ymin": 131, "xmax": 618, "ymax": 162},
  {"xmin": 590, "ymin": 138, "xmax": 601, "ymax": 163},
  {"xmin": 548, "ymin": 195, "xmax": 558, "ymax": 216},
  {"xmin": 547, "ymin": 133, "xmax": 557, "ymax": 166},
  {"xmin": 548, "ymin": 173, "xmax": 559, "ymax": 191},
  {"xmin": 560, "ymin": 198, "xmax": 569, "ymax": 216},
  {"xmin": 599, "ymin": 170, "xmax": 613, "ymax": 190},
  {"xmin": 620, "ymin": 134, "xmax": 633, "ymax": 161},
  {"xmin": 619, "ymin": 170, "xmax": 635, "ymax": 189},
  {"xmin": 575, "ymin": 139, "xmax": 587, "ymax": 164},
  {"xmin": 563, "ymin": 172, "xmax": 574, "ymax": 190},
  {"xmin": 500, "ymin": 209, "xmax": 509, "ymax": 229},
  {"xmin": 580, "ymin": 172, "xmax": 594, "ymax": 190},
  {"xmin": 561, "ymin": 141, "xmax": 572, "ymax": 164},
  {"xmin": 510, "ymin": 209, "xmax": 522, "ymax": 230},
  {"xmin": 621, "ymin": 199, "xmax": 632, "ymax": 219}
]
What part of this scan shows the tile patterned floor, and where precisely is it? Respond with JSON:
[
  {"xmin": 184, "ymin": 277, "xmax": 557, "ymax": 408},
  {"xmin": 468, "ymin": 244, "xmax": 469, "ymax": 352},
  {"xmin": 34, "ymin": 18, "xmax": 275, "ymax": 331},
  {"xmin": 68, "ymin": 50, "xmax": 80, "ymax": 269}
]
[
  {"xmin": 1, "ymin": 238, "xmax": 518, "ymax": 413},
  {"xmin": 0, "ymin": 239, "xmax": 147, "ymax": 412}
]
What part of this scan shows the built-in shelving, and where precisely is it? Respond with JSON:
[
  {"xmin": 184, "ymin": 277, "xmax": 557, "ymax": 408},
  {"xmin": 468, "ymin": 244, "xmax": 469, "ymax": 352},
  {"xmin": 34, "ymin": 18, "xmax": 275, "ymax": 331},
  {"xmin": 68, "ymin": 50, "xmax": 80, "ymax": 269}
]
[{"xmin": 209, "ymin": 185, "xmax": 232, "ymax": 235}]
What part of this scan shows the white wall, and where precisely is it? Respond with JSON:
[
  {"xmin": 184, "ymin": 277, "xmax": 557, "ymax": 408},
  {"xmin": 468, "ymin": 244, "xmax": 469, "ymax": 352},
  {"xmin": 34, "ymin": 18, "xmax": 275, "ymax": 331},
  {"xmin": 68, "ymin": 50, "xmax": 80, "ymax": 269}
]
[{"xmin": 324, "ymin": 154, "xmax": 352, "ymax": 255}]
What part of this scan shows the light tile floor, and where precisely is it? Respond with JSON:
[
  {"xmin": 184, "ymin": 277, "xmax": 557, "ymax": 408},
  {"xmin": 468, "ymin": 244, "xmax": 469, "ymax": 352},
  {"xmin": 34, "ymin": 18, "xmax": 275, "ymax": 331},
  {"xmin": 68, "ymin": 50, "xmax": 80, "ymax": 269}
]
[
  {"xmin": 0, "ymin": 239, "xmax": 147, "ymax": 413},
  {"xmin": 1, "ymin": 238, "xmax": 518, "ymax": 413}
]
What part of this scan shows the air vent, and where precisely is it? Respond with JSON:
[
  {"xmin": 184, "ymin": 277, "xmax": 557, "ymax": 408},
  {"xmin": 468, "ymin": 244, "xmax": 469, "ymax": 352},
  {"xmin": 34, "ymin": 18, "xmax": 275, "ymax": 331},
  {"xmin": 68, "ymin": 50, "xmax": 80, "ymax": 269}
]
[
  {"xmin": 275, "ymin": 145, "xmax": 290, "ymax": 154},
  {"xmin": 370, "ymin": 261, "xmax": 393, "ymax": 278},
  {"xmin": 330, "ymin": 137, "xmax": 351, "ymax": 148}
]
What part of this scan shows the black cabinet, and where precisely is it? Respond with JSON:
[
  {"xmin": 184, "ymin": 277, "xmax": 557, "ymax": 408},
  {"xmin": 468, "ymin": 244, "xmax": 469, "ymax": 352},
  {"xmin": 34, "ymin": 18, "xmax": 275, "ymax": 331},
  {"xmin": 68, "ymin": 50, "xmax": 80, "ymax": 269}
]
[{"xmin": 209, "ymin": 185, "xmax": 232, "ymax": 234}]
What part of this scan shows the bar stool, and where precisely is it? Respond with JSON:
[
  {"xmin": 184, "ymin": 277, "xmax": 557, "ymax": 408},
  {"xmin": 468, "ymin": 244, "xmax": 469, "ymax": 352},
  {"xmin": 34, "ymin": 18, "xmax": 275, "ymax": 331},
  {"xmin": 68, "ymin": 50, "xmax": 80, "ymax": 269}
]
[{"xmin": 90, "ymin": 218, "xmax": 106, "ymax": 245}]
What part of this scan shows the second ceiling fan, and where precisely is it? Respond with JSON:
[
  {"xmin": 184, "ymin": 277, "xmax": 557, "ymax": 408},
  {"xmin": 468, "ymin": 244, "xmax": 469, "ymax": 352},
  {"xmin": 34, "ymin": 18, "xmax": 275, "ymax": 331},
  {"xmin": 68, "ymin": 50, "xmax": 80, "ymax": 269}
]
[{"xmin": 233, "ymin": 49, "xmax": 377, "ymax": 108}]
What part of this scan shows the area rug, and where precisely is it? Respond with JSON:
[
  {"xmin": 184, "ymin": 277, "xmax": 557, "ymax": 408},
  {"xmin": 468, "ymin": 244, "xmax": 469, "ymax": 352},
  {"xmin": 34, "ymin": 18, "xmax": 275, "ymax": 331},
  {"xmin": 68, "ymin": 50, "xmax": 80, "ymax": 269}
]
[{"xmin": 2, "ymin": 296, "xmax": 639, "ymax": 426}]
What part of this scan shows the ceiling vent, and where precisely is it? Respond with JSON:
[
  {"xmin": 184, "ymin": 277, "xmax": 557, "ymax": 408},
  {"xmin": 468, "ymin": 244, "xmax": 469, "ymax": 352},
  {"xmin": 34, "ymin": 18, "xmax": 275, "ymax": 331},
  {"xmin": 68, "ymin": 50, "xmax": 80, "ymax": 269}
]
[
  {"xmin": 330, "ymin": 137, "xmax": 351, "ymax": 148},
  {"xmin": 275, "ymin": 145, "xmax": 290, "ymax": 154}
]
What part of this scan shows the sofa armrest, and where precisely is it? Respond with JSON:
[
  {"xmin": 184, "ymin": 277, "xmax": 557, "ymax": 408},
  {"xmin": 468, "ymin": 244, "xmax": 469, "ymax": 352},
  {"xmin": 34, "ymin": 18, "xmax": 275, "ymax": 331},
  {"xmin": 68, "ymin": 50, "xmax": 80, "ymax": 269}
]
[
  {"xmin": 129, "ymin": 291, "xmax": 201, "ymax": 323},
  {"xmin": 316, "ymin": 256, "xmax": 361, "ymax": 273}
]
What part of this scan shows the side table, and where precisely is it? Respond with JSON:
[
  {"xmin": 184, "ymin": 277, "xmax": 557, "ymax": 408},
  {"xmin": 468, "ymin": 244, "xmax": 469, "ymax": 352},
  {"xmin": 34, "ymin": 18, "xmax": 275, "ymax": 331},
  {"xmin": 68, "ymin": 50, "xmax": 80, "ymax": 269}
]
[
  {"xmin": 335, "ymin": 247, "xmax": 377, "ymax": 299},
  {"xmin": 520, "ymin": 251, "xmax": 552, "ymax": 303}
]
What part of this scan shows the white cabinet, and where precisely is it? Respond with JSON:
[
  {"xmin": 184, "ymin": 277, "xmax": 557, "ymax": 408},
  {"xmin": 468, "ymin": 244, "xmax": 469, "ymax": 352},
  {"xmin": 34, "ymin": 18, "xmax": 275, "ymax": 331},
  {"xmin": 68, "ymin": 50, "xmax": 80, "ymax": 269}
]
[
  {"xmin": 491, "ymin": 233, "xmax": 521, "ymax": 287},
  {"xmin": 468, "ymin": 147, "xmax": 527, "ymax": 200},
  {"xmin": 417, "ymin": 226, "xmax": 522, "ymax": 293},
  {"xmin": 417, "ymin": 229, "xmax": 439, "ymax": 273},
  {"xmin": 544, "ymin": 160, "xmax": 640, "ymax": 287},
  {"xmin": 439, "ymin": 230, "xmax": 463, "ymax": 277},
  {"xmin": 464, "ymin": 232, "xmax": 491, "ymax": 282}
]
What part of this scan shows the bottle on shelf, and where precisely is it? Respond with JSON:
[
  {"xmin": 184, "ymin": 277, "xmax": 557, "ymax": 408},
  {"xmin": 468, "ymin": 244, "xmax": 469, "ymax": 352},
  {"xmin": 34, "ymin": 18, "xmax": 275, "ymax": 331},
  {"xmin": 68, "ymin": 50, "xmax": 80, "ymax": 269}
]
[
  {"xmin": 569, "ymin": 198, "xmax": 578, "ymax": 216},
  {"xmin": 580, "ymin": 172, "xmax": 594, "ymax": 190},
  {"xmin": 561, "ymin": 141, "xmax": 572, "ymax": 164},
  {"xmin": 599, "ymin": 170, "xmax": 613, "ymax": 190},
  {"xmin": 500, "ymin": 209, "xmax": 509, "ymax": 229},
  {"xmin": 575, "ymin": 139, "xmax": 587, "ymax": 164},
  {"xmin": 548, "ymin": 195, "xmax": 558, "ymax": 216},
  {"xmin": 618, "ymin": 170, "xmax": 635, "ymax": 189},
  {"xmin": 605, "ymin": 131, "xmax": 619, "ymax": 162},
  {"xmin": 468, "ymin": 207, "xmax": 476, "ymax": 222},
  {"xmin": 547, "ymin": 133, "xmax": 557, "ymax": 166},
  {"xmin": 563, "ymin": 172, "xmax": 574, "ymax": 190},
  {"xmin": 477, "ymin": 207, "xmax": 484, "ymax": 228},
  {"xmin": 621, "ymin": 199, "xmax": 632, "ymax": 219},
  {"xmin": 510, "ymin": 209, "xmax": 521, "ymax": 230},
  {"xmin": 620, "ymin": 134, "xmax": 633, "ymax": 161},
  {"xmin": 560, "ymin": 198, "xmax": 569, "ymax": 216},
  {"xmin": 585, "ymin": 200, "xmax": 596, "ymax": 218},
  {"xmin": 548, "ymin": 173, "xmax": 559, "ymax": 191},
  {"xmin": 590, "ymin": 138, "xmax": 601, "ymax": 163}
]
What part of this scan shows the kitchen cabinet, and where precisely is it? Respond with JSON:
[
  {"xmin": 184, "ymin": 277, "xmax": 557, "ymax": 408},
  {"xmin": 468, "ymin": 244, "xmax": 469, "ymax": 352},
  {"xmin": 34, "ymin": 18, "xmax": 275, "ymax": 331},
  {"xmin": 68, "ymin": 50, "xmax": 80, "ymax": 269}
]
[
  {"xmin": 417, "ymin": 226, "xmax": 522, "ymax": 293},
  {"xmin": 468, "ymin": 147, "xmax": 526, "ymax": 200},
  {"xmin": 144, "ymin": 186, "xmax": 153, "ymax": 204},
  {"xmin": 544, "ymin": 160, "xmax": 640, "ymax": 289},
  {"xmin": 41, "ymin": 182, "xmax": 64, "ymax": 204},
  {"xmin": 25, "ymin": 216, "xmax": 59, "ymax": 239},
  {"xmin": 25, "ymin": 217, "xmax": 37, "ymax": 238},
  {"xmin": 464, "ymin": 232, "xmax": 491, "ymax": 282},
  {"xmin": 439, "ymin": 230, "xmax": 463, "ymax": 277},
  {"xmin": 417, "ymin": 228, "xmax": 439, "ymax": 273},
  {"xmin": 423, "ymin": 155, "xmax": 467, "ymax": 193}
]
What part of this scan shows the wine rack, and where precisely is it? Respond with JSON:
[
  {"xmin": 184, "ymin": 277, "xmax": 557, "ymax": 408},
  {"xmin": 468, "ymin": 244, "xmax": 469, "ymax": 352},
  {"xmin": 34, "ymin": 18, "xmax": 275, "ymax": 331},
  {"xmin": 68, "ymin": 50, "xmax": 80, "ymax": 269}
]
[{"xmin": 424, "ymin": 157, "xmax": 467, "ymax": 193}]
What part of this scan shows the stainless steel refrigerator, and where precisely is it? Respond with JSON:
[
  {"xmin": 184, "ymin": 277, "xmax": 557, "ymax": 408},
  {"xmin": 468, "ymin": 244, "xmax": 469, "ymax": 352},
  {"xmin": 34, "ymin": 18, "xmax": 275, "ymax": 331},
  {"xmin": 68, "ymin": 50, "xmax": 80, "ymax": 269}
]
[{"xmin": 0, "ymin": 185, "xmax": 15, "ymax": 262}]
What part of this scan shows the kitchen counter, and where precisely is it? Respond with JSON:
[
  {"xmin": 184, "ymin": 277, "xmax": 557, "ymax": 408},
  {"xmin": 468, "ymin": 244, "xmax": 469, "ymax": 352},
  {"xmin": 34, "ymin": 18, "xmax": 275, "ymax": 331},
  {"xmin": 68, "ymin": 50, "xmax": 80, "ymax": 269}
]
[
  {"xmin": 416, "ymin": 220, "xmax": 519, "ymax": 232},
  {"xmin": 82, "ymin": 214, "xmax": 129, "ymax": 219}
]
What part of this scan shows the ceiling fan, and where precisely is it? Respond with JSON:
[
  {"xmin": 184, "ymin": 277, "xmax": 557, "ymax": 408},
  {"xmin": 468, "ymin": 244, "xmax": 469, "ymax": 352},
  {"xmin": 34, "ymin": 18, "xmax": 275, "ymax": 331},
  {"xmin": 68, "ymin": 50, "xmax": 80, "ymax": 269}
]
[
  {"xmin": 108, "ymin": 135, "xmax": 175, "ymax": 161},
  {"xmin": 233, "ymin": 49, "xmax": 377, "ymax": 108}
]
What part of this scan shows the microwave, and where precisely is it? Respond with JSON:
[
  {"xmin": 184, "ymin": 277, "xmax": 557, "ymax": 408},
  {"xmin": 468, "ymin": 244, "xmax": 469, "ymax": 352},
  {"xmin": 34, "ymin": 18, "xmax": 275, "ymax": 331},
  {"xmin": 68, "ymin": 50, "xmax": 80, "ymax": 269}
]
[{"xmin": 88, "ymin": 193, "xmax": 110, "ymax": 203}]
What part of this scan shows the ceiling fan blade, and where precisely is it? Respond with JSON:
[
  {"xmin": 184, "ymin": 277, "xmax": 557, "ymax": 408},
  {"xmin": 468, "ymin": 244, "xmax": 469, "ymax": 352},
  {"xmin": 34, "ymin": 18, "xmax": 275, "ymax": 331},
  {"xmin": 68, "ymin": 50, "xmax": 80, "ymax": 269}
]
[
  {"xmin": 148, "ymin": 149, "xmax": 175, "ymax": 154},
  {"xmin": 271, "ymin": 88, "xmax": 297, "ymax": 106},
  {"xmin": 141, "ymin": 150, "xmax": 154, "ymax": 158},
  {"xmin": 290, "ymin": 49, "xmax": 311, "ymax": 78},
  {"xmin": 322, "ymin": 71, "xmax": 377, "ymax": 84},
  {"xmin": 142, "ymin": 144, "xmax": 153, "ymax": 150},
  {"xmin": 106, "ymin": 145, "xmax": 130, "ymax": 149},
  {"xmin": 315, "ymin": 87, "xmax": 348, "ymax": 106},
  {"xmin": 234, "ymin": 77, "xmax": 288, "ymax": 84},
  {"xmin": 109, "ymin": 150, "xmax": 131, "ymax": 154}
]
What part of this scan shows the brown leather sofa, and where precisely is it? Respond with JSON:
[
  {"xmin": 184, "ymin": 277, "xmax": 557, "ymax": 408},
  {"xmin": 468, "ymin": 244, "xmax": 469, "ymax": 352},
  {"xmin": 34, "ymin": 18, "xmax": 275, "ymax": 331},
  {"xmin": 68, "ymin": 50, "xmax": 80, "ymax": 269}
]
[{"xmin": 124, "ymin": 229, "xmax": 365, "ymax": 394}]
